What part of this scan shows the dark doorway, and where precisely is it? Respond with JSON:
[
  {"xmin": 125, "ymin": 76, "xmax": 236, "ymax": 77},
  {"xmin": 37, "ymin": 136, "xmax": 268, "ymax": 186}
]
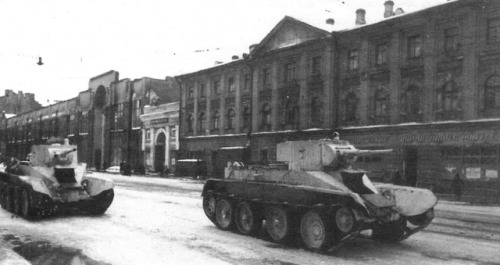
[
  {"xmin": 154, "ymin": 133, "xmax": 166, "ymax": 173},
  {"xmin": 94, "ymin": 149, "xmax": 102, "ymax": 171},
  {"xmin": 404, "ymin": 147, "xmax": 418, "ymax": 187}
]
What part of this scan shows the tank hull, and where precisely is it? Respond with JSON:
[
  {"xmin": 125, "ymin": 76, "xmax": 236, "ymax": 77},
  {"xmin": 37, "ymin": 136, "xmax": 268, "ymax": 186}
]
[{"xmin": 0, "ymin": 170, "xmax": 114, "ymax": 219}]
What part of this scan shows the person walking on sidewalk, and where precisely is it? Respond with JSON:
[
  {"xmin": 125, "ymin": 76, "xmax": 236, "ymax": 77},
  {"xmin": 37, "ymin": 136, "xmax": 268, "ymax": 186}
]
[{"xmin": 451, "ymin": 172, "xmax": 465, "ymax": 201}]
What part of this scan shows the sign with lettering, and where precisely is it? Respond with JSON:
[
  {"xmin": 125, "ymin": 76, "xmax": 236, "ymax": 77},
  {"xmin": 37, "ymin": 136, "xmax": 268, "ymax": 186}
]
[{"xmin": 344, "ymin": 130, "xmax": 496, "ymax": 146}]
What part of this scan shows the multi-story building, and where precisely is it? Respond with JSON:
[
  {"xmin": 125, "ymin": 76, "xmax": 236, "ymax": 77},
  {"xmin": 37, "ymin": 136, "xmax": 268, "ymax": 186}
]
[
  {"xmin": 177, "ymin": 0, "xmax": 500, "ymax": 203},
  {"xmin": 0, "ymin": 71, "xmax": 179, "ymax": 173},
  {"xmin": 176, "ymin": 16, "xmax": 334, "ymax": 177},
  {"xmin": 0, "ymin": 90, "xmax": 41, "ymax": 115}
]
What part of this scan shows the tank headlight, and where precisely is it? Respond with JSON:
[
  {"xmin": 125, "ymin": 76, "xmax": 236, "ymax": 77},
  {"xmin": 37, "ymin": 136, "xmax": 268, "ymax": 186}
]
[
  {"xmin": 81, "ymin": 179, "xmax": 89, "ymax": 188},
  {"xmin": 381, "ymin": 189, "xmax": 394, "ymax": 200}
]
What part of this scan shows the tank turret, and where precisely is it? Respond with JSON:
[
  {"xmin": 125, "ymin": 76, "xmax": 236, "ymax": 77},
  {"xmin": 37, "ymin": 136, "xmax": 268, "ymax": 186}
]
[
  {"xmin": 0, "ymin": 140, "xmax": 114, "ymax": 219},
  {"xmin": 202, "ymin": 134, "xmax": 437, "ymax": 252},
  {"xmin": 276, "ymin": 139, "xmax": 392, "ymax": 171}
]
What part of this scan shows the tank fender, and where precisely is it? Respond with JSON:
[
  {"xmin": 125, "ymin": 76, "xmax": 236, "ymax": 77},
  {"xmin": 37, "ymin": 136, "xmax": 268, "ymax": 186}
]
[
  {"xmin": 17, "ymin": 176, "xmax": 54, "ymax": 197},
  {"xmin": 375, "ymin": 184, "xmax": 438, "ymax": 216},
  {"xmin": 202, "ymin": 179, "xmax": 223, "ymax": 197},
  {"xmin": 82, "ymin": 176, "xmax": 114, "ymax": 196}
]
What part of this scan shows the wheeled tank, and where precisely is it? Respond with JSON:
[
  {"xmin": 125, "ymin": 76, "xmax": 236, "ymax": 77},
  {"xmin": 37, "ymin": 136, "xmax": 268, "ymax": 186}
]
[
  {"xmin": 202, "ymin": 135, "xmax": 437, "ymax": 251},
  {"xmin": 0, "ymin": 140, "xmax": 114, "ymax": 219}
]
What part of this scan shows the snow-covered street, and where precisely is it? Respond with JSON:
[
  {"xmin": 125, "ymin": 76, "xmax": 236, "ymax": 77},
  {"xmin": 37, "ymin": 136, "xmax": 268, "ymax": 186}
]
[{"xmin": 1, "ymin": 173, "xmax": 499, "ymax": 265}]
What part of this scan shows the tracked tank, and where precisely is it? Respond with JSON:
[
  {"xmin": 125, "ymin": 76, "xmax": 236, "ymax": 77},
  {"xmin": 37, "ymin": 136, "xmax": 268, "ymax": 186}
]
[
  {"xmin": 0, "ymin": 140, "xmax": 114, "ymax": 219},
  {"xmin": 202, "ymin": 135, "xmax": 437, "ymax": 251}
]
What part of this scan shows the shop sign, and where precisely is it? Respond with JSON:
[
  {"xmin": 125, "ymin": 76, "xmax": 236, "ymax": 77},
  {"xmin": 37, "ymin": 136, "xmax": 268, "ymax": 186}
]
[
  {"xmin": 346, "ymin": 131, "xmax": 495, "ymax": 146},
  {"xmin": 465, "ymin": 167, "xmax": 481, "ymax": 179}
]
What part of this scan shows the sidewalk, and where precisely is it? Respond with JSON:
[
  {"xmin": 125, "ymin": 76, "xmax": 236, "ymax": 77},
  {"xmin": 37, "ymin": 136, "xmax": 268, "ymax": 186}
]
[
  {"xmin": 435, "ymin": 200, "xmax": 500, "ymax": 225},
  {"xmin": 0, "ymin": 244, "xmax": 30, "ymax": 265}
]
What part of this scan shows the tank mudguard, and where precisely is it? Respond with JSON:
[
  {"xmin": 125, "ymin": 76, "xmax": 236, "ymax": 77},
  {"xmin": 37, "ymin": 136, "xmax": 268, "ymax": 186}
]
[
  {"xmin": 83, "ymin": 176, "xmax": 114, "ymax": 196},
  {"xmin": 375, "ymin": 184, "xmax": 438, "ymax": 216},
  {"xmin": 16, "ymin": 176, "xmax": 54, "ymax": 197}
]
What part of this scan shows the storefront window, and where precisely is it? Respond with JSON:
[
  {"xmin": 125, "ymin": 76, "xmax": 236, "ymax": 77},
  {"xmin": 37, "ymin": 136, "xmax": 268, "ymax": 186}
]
[{"xmin": 441, "ymin": 147, "xmax": 499, "ymax": 180}]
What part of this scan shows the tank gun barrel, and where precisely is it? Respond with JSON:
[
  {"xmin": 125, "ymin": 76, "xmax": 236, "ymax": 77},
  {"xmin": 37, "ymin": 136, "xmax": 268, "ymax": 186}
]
[
  {"xmin": 58, "ymin": 148, "xmax": 77, "ymax": 157},
  {"xmin": 339, "ymin": 149, "xmax": 393, "ymax": 156}
]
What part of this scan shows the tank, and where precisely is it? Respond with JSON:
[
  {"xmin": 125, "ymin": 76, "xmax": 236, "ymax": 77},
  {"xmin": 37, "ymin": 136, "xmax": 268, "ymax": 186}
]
[
  {"xmin": 0, "ymin": 140, "xmax": 114, "ymax": 219},
  {"xmin": 202, "ymin": 135, "xmax": 437, "ymax": 251}
]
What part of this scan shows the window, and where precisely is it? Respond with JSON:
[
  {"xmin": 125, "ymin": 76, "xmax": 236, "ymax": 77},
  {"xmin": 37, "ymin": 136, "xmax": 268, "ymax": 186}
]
[
  {"xmin": 284, "ymin": 62, "xmax": 297, "ymax": 83},
  {"xmin": 212, "ymin": 111, "xmax": 220, "ymax": 130},
  {"xmin": 376, "ymin": 43, "xmax": 388, "ymax": 65},
  {"xmin": 282, "ymin": 97, "xmax": 298, "ymax": 126},
  {"xmin": 311, "ymin": 97, "xmax": 322, "ymax": 125},
  {"xmin": 311, "ymin": 56, "xmax": 322, "ymax": 75},
  {"xmin": 263, "ymin": 68, "xmax": 271, "ymax": 86},
  {"xmin": 484, "ymin": 75, "xmax": 500, "ymax": 111},
  {"xmin": 188, "ymin": 86, "xmax": 194, "ymax": 99},
  {"xmin": 145, "ymin": 129, "xmax": 151, "ymax": 141},
  {"xmin": 228, "ymin": 77, "xmax": 235, "ymax": 93},
  {"xmin": 442, "ymin": 82, "xmax": 459, "ymax": 112},
  {"xmin": 441, "ymin": 147, "xmax": 500, "ymax": 180},
  {"xmin": 198, "ymin": 112, "xmax": 205, "ymax": 133},
  {"xmin": 487, "ymin": 18, "xmax": 500, "ymax": 44},
  {"xmin": 170, "ymin": 127, "xmax": 177, "ymax": 141},
  {"xmin": 345, "ymin": 92, "xmax": 358, "ymax": 121},
  {"xmin": 79, "ymin": 112, "xmax": 88, "ymax": 134},
  {"xmin": 113, "ymin": 103, "xmax": 124, "ymax": 130},
  {"xmin": 213, "ymin": 80, "xmax": 220, "ymax": 96},
  {"xmin": 407, "ymin": 35, "xmax": 422, "ymax": 59},
  {"xmin": 403, "ymin": 85, "xmax": 420, "ymax": 120},
  {"xmin": 348, "ymin": 50, "xmax": 359, "ymax": 70},
  {"xmin": 199, "ymin": 83, "xmax": 206, "ymax": 99},
  {"xmin": 227, "ymin": 108, "xmax": 235, "ymax": 129},
  {"xmin": 242, "ymin": 106, "xmax": 251, "ymax": 128},
  {"xmin": 444, "ymin": 27, "xmax": 459, "ymax": 52},
  {"xmin": 187, "ymin": 114, "xmax": 194, "ymax": 132},
  {"xmin": 374, "ymin": 87, "xmax": 389, "ymax": 122},
  {"xmin": 261, "ymin": 103, "xmax": 272, "ymax": 128},
  {"xmin": 132, "ymin": 100, "xmax": 141, "ymax": 127},
  {"xmin": 244, "ymin": 73, "xmax": 252, "ymax": 92}
]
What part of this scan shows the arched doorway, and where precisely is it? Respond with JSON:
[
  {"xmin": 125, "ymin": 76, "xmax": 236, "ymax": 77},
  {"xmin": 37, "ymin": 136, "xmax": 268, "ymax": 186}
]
[{"xmin": 154, "ymin": 132, "xmax": 166, "ymax": 172}]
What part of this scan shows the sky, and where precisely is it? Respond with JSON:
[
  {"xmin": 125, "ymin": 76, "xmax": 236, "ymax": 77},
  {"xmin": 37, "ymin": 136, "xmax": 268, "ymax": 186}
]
[{"xmin": 0, "ymin": 0, "xmax": 448, "ymax": 106}]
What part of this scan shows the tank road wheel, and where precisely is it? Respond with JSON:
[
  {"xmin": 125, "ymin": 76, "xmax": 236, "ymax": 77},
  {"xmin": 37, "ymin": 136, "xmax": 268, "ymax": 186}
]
[
  {"xmin": 0, "ymin": 186, "xmax": 8, "ymax": 210},
  {"xmin": 202, "ymin": 192, "xmax": 217, "ymax": 224},
  {"xmin": 265, "ymin": 206, "xmax": 295, "ymax": 244},
  {"xmin": 12, "ymin": 188, "xmax": 22, "ymax": 215},
  {"xmin": 372, "ymin": 217, "xmax": 409, "ymax": 242},
  {"xmin": 334, "ymin": 207, "xmax": 355, "ymax": 234},
  {"xmin": 1, "ymin": 186, "xmax": 12, "ymax": 210},
  {"xmin": 300, "ymin": 210, "xmax": 333, "ymax": 251},
  {"xmin": 215, "ymin": 199, "xmax": 235, "ymax": 230},
  {"xmin": 235, "ymin": 201, "xmax": 262, "ymax": 236},
  {"xmin": 20, "ymin": 189, "xmax": 36, "ymax": 219}
]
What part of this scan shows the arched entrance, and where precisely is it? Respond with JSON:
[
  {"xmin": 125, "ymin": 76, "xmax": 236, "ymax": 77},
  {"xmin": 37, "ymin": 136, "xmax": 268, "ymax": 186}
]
[{"xmin": 154, "ymin": 132, "xmax": 166, "ymax": 172}]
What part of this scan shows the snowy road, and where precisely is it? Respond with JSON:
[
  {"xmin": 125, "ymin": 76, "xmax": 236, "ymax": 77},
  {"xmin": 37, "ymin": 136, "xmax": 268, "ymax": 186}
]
[{"xmin": 1, "ymin": 173, "xmax": 499, "ymax": 265}]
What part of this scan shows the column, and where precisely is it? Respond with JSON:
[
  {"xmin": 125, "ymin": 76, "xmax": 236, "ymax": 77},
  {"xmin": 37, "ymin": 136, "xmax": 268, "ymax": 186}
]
[
  {"xmin": 235, "ymin": 69, "xmax": 242, "ymax": 133},
  {"xmin": 389, "ymin": 31, "xmax": 402, "ymax": 123},
  {"xmin": 165, "ymin": 125, "xmax": 170, "ymax": 168}
]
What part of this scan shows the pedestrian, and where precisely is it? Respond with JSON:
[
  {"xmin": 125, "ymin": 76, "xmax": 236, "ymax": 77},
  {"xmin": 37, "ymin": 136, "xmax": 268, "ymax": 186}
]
[
  {"xmin": 392, "ymin": 169, "xmax": 406, "ymax": 186},
  {"xmin": 451, "ymin": 172, "xmax": 465, "ymax": 201}
]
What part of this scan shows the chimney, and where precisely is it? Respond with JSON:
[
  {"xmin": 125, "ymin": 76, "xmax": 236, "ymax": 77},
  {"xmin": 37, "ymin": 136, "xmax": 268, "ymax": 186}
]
[
  {"xmin": 384, "ymin": 0, "xmax": 394, "ymax": 18},
  {"xmin": 355, "ymin": 9, "xmax": 366, "ymax": 25},
  {"xmin": 249, "ymin": 44, "xmax": 258, "ymax": 54},
  {"xmin": 394, "ymin": 7, "xmax": 405, "ymax": 16},
  {"xmin": 326, "ymin": 18, "xmax": 335, "ymax": 26}
]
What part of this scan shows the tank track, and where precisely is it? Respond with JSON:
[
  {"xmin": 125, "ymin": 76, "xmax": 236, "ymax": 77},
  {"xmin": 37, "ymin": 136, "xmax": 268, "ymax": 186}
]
[
  {"xmin": 0, "ymin": 181, "xmax": 56, "ymax": 219},
  {"xmin": 203, "ymin": 189, "xmax": 366, "ymax": 252}
]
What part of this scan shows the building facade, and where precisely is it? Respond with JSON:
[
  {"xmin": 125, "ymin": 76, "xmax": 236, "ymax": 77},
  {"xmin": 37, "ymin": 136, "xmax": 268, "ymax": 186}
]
[
  {"xmin": 0, "ymin": 90, "xmax": 41, "ymax": 115},
  {"xmin": 139, "ymin": 102, "xmax": 179, "ymax": 173},
  {"xmin": 177, "ymin": 0, "xmax": 500, "ymax": 203},
  {"xmin": 0, "ymin": 71, "xmax": 179, "ymax": 173},
  {"xmin": 176, "ymin": 16, "xmax": 335, "ymax": 177}
]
